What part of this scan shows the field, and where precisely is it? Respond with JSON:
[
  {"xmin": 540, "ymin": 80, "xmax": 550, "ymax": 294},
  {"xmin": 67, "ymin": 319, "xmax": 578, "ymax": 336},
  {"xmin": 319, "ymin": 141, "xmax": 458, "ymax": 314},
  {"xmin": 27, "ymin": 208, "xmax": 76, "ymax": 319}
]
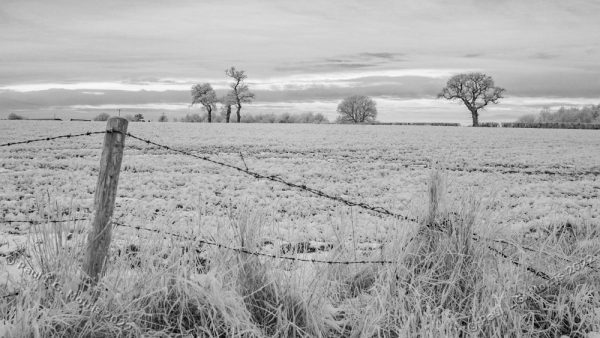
[{"xmin": 1, "ymin": 121, "xmax": 599, "ymax": 337}]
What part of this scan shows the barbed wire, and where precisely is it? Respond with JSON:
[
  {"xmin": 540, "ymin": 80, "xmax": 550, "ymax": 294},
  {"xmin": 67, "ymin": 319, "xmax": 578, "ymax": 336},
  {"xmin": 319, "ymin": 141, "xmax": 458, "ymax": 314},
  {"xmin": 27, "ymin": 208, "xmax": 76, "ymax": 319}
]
[
  {"xmin": 0, "ymin": 131, "xmax": 107, "ymax": 147},
  {"xmin": 484, "ymin": 244, "xmax": 551, "ymax": 280},
  {"xmin": 1, "ymin": 291, "xmax": 20, "ymax": 299},
  {"xmin": 113, "ymin": 222, "xmax": 396, "ymax": 265},
  {"xmin": 118, "ymin": 130, "xmax": 420, "ymax": 224},
  {"xmin": 0, "ymin": 217, "xmax": 570, "ymax": 275},
  {"xmin": 426, "ymin": 164, "xmax": 600, "ymax": 177},
  {"xmin": 0, "ymin": 218, "xmax": 88, "ymax": 224}
]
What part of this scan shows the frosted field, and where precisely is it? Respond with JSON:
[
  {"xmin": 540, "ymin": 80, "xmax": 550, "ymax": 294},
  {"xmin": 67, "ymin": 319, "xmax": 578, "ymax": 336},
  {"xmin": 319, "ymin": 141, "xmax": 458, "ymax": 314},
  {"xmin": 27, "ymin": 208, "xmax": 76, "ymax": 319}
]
[
  {"xmin": 1, "ymin": 121, "xmax": 598, "ymax": 242},
  {"xmin": 1, "ymin": 121, "xmax": 600, "ymax": 337}
]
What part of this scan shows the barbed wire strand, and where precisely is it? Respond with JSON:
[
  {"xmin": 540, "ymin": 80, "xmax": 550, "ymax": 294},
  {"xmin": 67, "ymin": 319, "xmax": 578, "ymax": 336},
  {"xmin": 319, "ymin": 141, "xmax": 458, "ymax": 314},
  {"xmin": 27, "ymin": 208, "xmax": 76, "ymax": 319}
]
[
  {"xmin": 119, "ymin": 130, "xmax": 421, "ymax": 224},
  {"xmin": 0, "ymin": 131, "xmax": 107, "ymax": 147},
  {"xmin": 485, "ymin": 245, "xmax": 551, "ymax": 280},
  {"xmin": 112, "ymin": 222, "xmax": 396, "ymax": 265},
  {"xmin": 0, "ymin": 217, "xmax": 573, "ymax": 279},
  {"xmin": 0, "ymin": 218, "xmax": 88, "ymax": 224}
]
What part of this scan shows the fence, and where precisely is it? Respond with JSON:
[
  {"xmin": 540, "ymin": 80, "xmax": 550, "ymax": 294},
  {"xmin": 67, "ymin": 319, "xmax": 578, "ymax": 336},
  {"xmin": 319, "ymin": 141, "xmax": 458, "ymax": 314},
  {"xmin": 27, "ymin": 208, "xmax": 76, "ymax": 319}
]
[{"xmin": 1, "ymin": 117, "xmax": 598, "ymax": 288}]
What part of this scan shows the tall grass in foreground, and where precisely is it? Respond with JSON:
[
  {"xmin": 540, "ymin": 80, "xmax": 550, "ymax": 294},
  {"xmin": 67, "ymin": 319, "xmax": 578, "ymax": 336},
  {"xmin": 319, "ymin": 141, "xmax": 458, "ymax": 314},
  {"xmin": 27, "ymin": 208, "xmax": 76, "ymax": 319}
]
[{"xmin": 1, "ymin": 170, "xmax": 599, "ymax": 337}]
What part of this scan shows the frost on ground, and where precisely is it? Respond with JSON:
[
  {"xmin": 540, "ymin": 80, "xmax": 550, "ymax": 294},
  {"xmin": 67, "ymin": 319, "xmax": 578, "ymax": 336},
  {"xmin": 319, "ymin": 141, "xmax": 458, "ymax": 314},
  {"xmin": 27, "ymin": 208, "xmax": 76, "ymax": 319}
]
[{"xmin": 0, "ymin": 121, "xmax": 599, "ymax": 337}]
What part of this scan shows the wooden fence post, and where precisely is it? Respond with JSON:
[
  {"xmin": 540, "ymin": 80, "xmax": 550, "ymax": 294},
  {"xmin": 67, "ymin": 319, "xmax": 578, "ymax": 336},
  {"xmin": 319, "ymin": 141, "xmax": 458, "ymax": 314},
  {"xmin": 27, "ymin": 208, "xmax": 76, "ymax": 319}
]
[{"xmin": 84, "ymin": 117, "xmax": 128, "ymax": 285}]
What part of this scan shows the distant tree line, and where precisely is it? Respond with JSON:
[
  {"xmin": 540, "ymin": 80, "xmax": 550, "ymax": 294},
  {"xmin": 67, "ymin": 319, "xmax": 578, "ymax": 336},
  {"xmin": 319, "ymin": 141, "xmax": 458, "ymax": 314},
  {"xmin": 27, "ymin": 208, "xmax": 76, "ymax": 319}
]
[
  {"xmin": 517, "ymin": 105, "xmax": 600, "ymax": 124},
  {"xmin": 174, "ymin": 111, "xmax": 328, "ymax": 124}
]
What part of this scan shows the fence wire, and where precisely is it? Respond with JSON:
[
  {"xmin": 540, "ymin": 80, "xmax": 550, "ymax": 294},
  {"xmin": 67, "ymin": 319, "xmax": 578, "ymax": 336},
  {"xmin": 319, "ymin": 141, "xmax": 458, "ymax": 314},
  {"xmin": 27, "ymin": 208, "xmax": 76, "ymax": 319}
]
[
  {"xmin": 0, "ymin": 131, "xmax": 107, "ymax": 147},
  {"xmin": 113, "ymin": 222, "xmax": 397, "ymax": 265},
  {"xmin": 117, "ymin": 130, "xmax": 420, "ymax": 224}
]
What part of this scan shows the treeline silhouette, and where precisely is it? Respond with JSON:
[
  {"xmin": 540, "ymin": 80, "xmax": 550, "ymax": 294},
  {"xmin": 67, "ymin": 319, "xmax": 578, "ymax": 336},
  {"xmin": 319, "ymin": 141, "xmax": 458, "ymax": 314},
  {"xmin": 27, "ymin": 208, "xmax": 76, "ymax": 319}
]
[
  {"xmin": 518, "ymin": 105, "xmax": 600, "ymax": 124},
  {"xmin": 175, "ymin": 111, "xmax": 329, "ymax": 124}
]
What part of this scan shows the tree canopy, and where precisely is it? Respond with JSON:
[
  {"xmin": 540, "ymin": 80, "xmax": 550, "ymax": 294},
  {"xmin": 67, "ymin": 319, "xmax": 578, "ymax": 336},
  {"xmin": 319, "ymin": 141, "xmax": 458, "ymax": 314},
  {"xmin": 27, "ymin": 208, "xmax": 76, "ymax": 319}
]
[
  {"xmin": 191, "ymin": 83, "xmax": 218, "ymax": 123},
  {"xmin": 438, "ymin": 72, "xmax": 505, "ymax": 126},
  {"xmin": 336, "ymin": 95, "xmax": 377, "ymax": 123},
  {"xmin": 225, "ymin": 66, "xmax": 255, "ymax": 123}
]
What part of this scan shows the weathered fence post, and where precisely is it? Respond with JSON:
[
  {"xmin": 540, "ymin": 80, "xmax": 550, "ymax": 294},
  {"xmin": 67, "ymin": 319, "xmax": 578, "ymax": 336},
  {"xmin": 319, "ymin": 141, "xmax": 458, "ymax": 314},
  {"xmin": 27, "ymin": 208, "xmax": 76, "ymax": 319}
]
[{"xmin": 84, "ymin": 117, "xmax": 128, "ymax": 285}]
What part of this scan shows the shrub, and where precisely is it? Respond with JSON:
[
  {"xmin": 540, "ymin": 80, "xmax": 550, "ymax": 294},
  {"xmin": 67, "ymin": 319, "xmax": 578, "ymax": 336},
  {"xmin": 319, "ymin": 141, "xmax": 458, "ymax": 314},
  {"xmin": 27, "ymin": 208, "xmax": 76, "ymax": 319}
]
[
  {"xmin": 477, "ymin": 122, "xmax": 499, "ymax": 127},
  {"xmin": 158, "ymin": 113, "xmax": 168, "ymax": 122},
  {"xmin": 241, "ymin": 112, "xmax": 329, "ymax": 124},
  {"xmin": 502, "ymin": 122, "xmax": 600, "ymax": 129},
  {"xmin": 180, "ymin": 113, "xmax": 205, "ymax": 123},
  {"xmin": 93, "ymin": 113, "xmax": 110, "ymax": 121},
  {"xmin": 7, "ymin": 113, "xmax": 24, "ymax": 120}
]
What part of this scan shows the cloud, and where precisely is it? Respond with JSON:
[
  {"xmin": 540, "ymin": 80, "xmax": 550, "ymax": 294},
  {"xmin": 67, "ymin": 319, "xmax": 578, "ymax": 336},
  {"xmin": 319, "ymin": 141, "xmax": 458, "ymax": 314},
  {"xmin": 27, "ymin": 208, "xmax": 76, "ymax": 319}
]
[
  {"xmin": 530, "ymin": 52, "xmax": 558, "ymax": 60},
  {"xmin": 275, "ymin": 52, "xmax": 406, "ymax": 73},
  {"xmin": 0, "ymin": 68, "xmax": 466, "ymax": 93},
  {"xmin": 359, "ymin": 52, "xmax": 403, "ymax": 60}
]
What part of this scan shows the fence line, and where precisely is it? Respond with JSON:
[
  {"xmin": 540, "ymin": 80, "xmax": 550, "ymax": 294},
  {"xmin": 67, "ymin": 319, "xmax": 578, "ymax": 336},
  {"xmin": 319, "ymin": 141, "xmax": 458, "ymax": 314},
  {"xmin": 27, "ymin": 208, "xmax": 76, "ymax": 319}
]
[{"xmin": 2, "ymin": 217, "xmax": 590, "ymax": 276}]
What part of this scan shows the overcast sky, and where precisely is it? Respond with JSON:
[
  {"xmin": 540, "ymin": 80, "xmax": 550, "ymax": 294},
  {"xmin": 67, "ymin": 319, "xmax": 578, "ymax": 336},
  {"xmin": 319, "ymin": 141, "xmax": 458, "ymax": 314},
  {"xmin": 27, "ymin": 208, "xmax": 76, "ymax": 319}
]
[{"xmin": 1, "ymin": 0, "xmax": 599, "ymax": 122}]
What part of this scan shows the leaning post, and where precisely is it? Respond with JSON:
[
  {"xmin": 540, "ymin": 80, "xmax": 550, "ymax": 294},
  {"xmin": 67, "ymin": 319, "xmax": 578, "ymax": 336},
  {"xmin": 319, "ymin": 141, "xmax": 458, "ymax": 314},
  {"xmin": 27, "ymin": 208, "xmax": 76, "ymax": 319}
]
[{"xmin": 84, "ymin": 117, "xmax": 128, "ymax": 286}]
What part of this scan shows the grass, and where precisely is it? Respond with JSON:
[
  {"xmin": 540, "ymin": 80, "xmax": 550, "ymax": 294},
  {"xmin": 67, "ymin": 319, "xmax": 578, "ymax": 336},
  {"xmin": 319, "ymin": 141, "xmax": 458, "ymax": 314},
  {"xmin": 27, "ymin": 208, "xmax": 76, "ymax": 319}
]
[{"xmin": 2, "ymin": 169, "xmax": 599, "ymax": 337}]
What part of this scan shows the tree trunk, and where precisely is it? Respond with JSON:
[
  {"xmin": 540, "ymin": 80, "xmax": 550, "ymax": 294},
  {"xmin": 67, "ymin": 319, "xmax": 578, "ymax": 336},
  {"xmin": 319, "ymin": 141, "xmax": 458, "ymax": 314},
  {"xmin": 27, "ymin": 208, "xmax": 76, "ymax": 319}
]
[
  {"xmin": 226, "ymin": 105, "xmax": 231, "ymax": 123},
  {"xmin": 207, "ymin": 108, "xmax": 212, "ymax": 123},
  {"xmin": 236, "ymin": 104, "xmax": 242, "ymax": 123},
  {"xmin": 471, "ymin": 110, "xmax": 479, "ymax": 127}
]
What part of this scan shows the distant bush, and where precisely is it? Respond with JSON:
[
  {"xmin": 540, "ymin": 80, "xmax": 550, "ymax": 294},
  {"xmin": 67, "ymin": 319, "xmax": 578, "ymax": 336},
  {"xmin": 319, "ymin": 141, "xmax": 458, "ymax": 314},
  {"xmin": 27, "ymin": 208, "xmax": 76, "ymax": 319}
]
[
  {"xmin": 123, "ymin": 114, "xmax": 146, "ymax": 122},
  {"xmin": 175, "ymin": 112, "xmax": 328, "ymax": 124},
  {"xmin": 242, "ymin": 112, "xmax": 328, "ymax": 124},
  {"xmin": 477, "ymin": 122, "xmax": 500, "ymax": 127},
  {"xmin": 502, "ymin": 122, "xmax": 600, "ymax": 129},
  {"xmin": 158, "ymin": 113, "xmax": 168, "ymax": 122},
  {"xmin": 517, "ymin": 105, "xmax": 600, "ymax": 124},
  {"xmin": 93, "ymin": 113, "xmax": 110, "ymax": 121},
  {"xmin": 368, "ymin": 122, "xmax": 460, "ymax": 126},
  {"xmin": 180, "ymin": 113, "xmax": 205, "ymax": 123},
  {"xmin": 7, "ymin": 113, "xmax": 24, "ymax": 120}
]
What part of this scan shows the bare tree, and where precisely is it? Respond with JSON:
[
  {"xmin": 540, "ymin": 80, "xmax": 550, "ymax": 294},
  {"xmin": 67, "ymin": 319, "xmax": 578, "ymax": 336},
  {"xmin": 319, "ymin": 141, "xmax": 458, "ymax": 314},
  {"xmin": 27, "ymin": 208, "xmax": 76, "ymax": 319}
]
[
  {"xmin": 219, "ymin": 92, "xmax": 237, "ymax": 123},
  {"xmin": 438, "ymin": 72, "xmax": 505, "ymax": 126},
  {"xmin": 225, "ymin": 66, "xmax": 255, "ymax": 122},
  {"xmin": 191, "ymin": 83, "xmax": 218, "ymax": 123},
  {"xmin": 336, "ymin": 95, "xmax": 378, "ymax": 123}
]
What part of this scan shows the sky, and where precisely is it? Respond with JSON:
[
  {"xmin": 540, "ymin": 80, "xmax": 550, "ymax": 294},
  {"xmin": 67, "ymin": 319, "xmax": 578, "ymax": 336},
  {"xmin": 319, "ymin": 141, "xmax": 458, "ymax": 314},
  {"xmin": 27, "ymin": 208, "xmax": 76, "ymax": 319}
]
[{"xmin": 1, "ymin": 0, "xmax": 599, "ymax": 123}]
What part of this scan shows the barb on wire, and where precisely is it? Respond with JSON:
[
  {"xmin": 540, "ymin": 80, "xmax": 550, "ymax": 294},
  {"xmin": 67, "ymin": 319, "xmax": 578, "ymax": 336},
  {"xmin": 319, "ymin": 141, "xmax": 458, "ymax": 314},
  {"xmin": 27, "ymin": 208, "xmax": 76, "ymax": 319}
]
[
  {"xmin": 114, "ymin": 222, "xmax": 396, "ymax": 265},
  {"xmin": 1, "ymin": 291, "xmax": 20, "ymax": 299},
  {"xmin": 120, "ymin": 131, "xmax": 420, "ymax": 224},
  {"xmin": 0, "ymin": 131, "xmax": 107, "ymax": 147}
]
